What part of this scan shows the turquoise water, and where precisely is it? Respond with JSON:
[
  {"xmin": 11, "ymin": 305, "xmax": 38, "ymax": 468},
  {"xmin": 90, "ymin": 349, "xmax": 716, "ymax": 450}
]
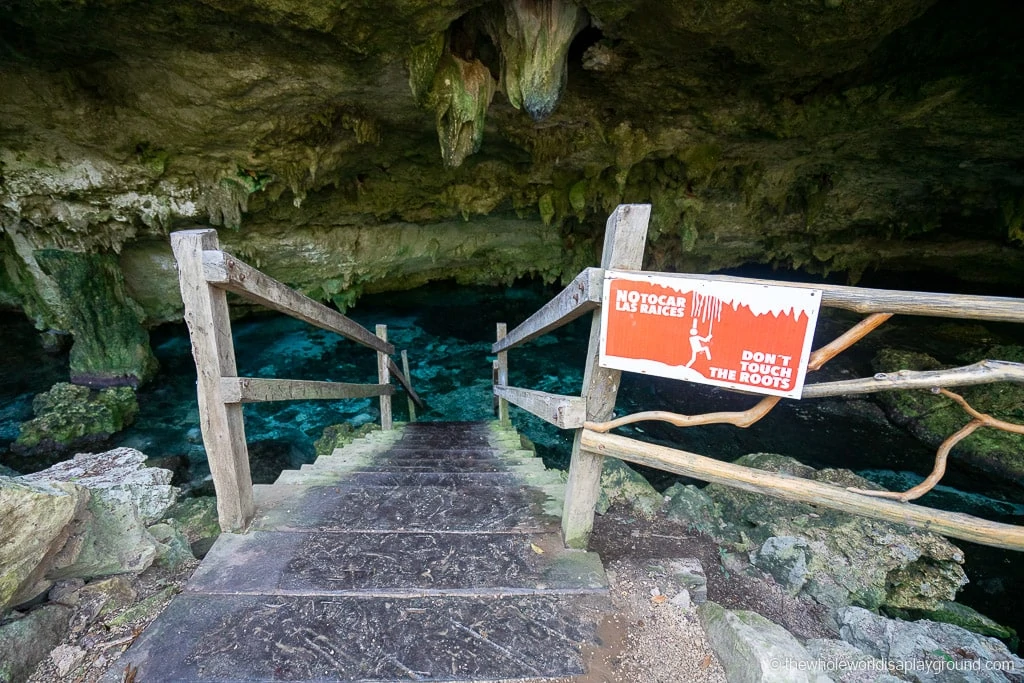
[{"xmin": 1, "ymin": 280, "xmax": 1022, "ymax": 645}]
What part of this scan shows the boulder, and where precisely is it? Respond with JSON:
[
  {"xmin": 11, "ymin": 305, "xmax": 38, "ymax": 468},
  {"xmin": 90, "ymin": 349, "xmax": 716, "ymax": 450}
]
[
  {"xmin": 697, "ymin": 601, "xmax": 830, "ymax": 683},
  {"xmin": 0, "ymin": 604, "xmax": 72, "ymax": 682},
  {"xmin": 148, "ymin": 522, "xmax": 196, "ymax": 571},
  {"xmin": 20, "ymin": 448, "xmax": 178, "ymax": 579},
  {"xmin": 885, "ymin": 600, "xmax": 1018, "ymax": 648},
  {"xmin": 663, "ymin": 483, "xmax": 724, "ymax": 537},
  {"xmin": 668, "ymin": 453, "xmax": 968, "ymax": 612},
  {"xmin": 0, "ymin": 477, "xmax": 88, "ymax": 612},
  {"xmin": 839, "ymin": 606, "xmax": 1024, "ymax": 683},
  {"xmin": 803, "ymin": 639, "xmax": 902, "ymax": 683},
  {"xmin": 750, "ymin": 536, "xmax": 810, "ymax": 594},
  {"xmin": 597, "ymin": 457, "xmax": 662, "ymax": 518},
  {"xmin": 22, "ymin": 448, "xmax": 176, "ymax": 524},
  {"xmin": 162, "ymin": 496, "xmax": 220, "ymax": 559},
  {"xmin": 11, "ymin": 383, "xmax": 138, "ymax": 464}
]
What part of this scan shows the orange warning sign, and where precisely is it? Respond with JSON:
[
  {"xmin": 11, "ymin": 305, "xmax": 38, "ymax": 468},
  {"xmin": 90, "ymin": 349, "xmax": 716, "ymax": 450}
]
[{"xmin": 599, "ymin": 271, "xmax": 822, "ymax": 398}]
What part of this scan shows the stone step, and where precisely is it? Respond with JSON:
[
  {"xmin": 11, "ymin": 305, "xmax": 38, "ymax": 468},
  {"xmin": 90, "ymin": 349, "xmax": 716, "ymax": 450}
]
[
  {"xmin": 275, "ymin": 468, "xmax": 563, "ymax": 490},
  {"xmin": 380, "ymin": 447, "xmax": 531, "ymax": 458},
  {"xmin": 338, "ymin": 471, "xmax": 562, "ymax": 488},
  {"xmin": 251, "ymin": 484, "xmax": 561, "ymax": 533},
  {"xmin": 104, "ymin": 592, "xmax": 607, "ymax": 682},
  {"xmin": 317, "ymin": 459, "xmax": 546, "ymax": 473},
  {"xmin": 188, "ymin": 530, "xmax": 607, "ymax": 594}
]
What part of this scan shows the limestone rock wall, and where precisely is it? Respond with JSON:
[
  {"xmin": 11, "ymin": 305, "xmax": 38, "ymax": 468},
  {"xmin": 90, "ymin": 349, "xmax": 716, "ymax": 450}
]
[{"xmin": 1, "ymin": 0, "xmax": 1022, "ymax": 378}]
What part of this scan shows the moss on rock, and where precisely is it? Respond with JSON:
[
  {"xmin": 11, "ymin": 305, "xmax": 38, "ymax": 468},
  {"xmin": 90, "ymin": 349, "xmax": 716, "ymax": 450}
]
[
  {"xmin": 873, "ymin": 348, "xmax": 1024, "ymax": 491},
  {"xmin": 13, "ymin": 383, "xmax": 138, "ymax": 462},
  {"xmin": 666, "ymin": 453, "xmax": 968, "ymax": 612},
  {"xmin": 33, "ymin": 250, "xmax": 157, "ymax": 386},
  {"xmin": 313, "ymin": 422, "xmax": 382, "ymax": 456}
]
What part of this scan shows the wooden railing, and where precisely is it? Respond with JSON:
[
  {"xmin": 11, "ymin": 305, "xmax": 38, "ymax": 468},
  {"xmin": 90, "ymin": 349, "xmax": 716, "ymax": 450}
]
[
  {"xmin": 172, "ymin": 229, "xmax": 423, "ymax": 532},
  {"xmin": 494, "ymin": 204, "xmax": 1024, "ymax": 552}
]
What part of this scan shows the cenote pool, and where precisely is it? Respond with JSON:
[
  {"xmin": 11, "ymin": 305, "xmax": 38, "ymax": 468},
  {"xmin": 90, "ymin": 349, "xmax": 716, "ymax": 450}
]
[{"xmin": 1, "ymin": 278, "xmax": 1022, "ymax": 648}]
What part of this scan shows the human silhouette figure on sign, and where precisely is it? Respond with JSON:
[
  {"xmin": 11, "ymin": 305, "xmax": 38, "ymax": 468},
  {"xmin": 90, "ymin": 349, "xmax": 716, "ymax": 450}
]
[{"xmin": 686, "ymin": 322, "xmax": 712, "ymax": 367}]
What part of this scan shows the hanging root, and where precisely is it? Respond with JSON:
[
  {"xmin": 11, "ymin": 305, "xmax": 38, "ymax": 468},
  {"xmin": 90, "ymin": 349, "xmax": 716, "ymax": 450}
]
[{"xmin": 849, "ymin": 388, "xmax": 1024, "ymax": 502}]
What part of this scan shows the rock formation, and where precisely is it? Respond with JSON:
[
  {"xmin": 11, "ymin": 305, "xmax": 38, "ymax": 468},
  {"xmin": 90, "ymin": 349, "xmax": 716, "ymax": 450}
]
[{"xmin": 0, "ymin": 0, "xmax": 1022, "ymax": 381}]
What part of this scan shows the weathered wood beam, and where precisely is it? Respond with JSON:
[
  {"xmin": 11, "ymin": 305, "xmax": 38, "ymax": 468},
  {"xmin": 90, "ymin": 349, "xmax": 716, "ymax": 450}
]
[
  {"xmin": 496, "ymin": 323, "xmax": 509, "ymax": 424},
  {"xmin": 203, "ymin": 249, "xmax": 393, "ymax": 354},
  {"xmin": 400, "ymin": 350, "xmax": 417, "ymax": 421},
  {"xmin": 387, "ymin": 357, "xmax": 426, "ymax": 410},
  {"xmin": 620, "ymin": 270, "xmax": 1024, "ymax": 323},
  {"xmin": 492, "ymin": 267, "xmax": 604, "ymax": 354},
  {"xmin": 802, "ymin": 360, "xmax": 1024, "ymax": 398},
  {"xmin": 377, "ymin": 325, "xmax": 392, "ymax": 430},
  {"xmin": 563, "ymin": 204, "xmax": 650, "ymax": 549},
  {"xmin": 171, "ymin": 230, "xmax": 254, "ymax": 532},
  {"xmin": 220, "ymin": 377, "xmax": 392, "ymax": 404},
  {"xmin": 580, "ymin": 430, "xmax": 1024, "ymax": 551},
  {"xmin": 494, "ymin": 385, "xmax": 586, "ymax": 429}
]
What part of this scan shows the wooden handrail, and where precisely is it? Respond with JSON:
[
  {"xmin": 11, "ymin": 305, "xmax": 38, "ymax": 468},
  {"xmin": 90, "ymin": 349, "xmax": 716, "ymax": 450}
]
[
  {"xmin": 492, "ymin": 267, "xmax": 604, "ymax": 354},
  {"xmin": 219, "ymin": 377, "xmax": 392, "ymax": 404},
  {"xmin": 615, "ymin": 270, "xmax": 1024, "ymax": 323},
  {"xmin": 581, "ymin": 430, "xmax": 1024, "ymax": 551},
  {"xmin": 203, "ymin": 249, "xmax": 394, "ymax": 354},
  {"xmin": 172, "ymin": 228, "xmax": 416, "ymax": 532},
  {"xmin": 802, "ymin": 360, "xmax": 1024, "ymax": 398},
  {"xmin": 493, "ymin": 385, "xmax": 586, "ymax": 429},
  {"xmin": 388, "ymin": 357, "xmax": 426, "ymax": 410}
]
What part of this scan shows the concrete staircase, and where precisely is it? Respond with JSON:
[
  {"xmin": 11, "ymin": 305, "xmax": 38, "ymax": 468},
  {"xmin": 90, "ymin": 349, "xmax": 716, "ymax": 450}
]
[{"xmin": 108, "ymin": 422, "xmax": 609, "ymax": 681}]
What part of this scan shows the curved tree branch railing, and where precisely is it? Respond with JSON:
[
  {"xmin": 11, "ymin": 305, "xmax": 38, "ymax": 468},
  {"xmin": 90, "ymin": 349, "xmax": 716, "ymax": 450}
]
[{"xmin": 493, "ymin": 204, "xmax": 1024, "ymax": 552}]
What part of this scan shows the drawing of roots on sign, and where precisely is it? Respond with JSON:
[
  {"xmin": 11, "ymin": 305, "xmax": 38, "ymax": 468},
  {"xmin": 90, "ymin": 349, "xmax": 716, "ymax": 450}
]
[{"xmin": 599, "ymin": 270, "xmax": 823, "ymax": 399}]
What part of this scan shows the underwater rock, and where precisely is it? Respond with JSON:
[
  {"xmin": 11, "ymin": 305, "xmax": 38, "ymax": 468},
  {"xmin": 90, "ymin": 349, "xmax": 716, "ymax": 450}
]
[
  {"xmin": 873, "ymin": 348, "xmax": 1024, "ymax": 493},
  {"xmin": 0, "ymin": 477, "xmax": 88, "ymax": 613},
  {"xmin": 427, "ymin": 53, "xmax": 497, "ymax": 168},
  {"xmin": 664, "ymin": 453, "xmax": 968, "ymax": 613},
  {"xmin": 12, "ymin": 382, "xmax": 138, "ymax": 465},
  {"xmin": 484, "ymin": 0, "xmax": 587, "ymax": 120}
]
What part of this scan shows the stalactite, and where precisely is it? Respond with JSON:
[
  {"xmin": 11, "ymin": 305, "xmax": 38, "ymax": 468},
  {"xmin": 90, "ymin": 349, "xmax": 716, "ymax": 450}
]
[
  {"xmin": 484, "ymin": 0, "xmax": 587, "ymax": 121},
  {"xmin": 427, "ymin": 53, "xmax": 496, "ymax": 168}
]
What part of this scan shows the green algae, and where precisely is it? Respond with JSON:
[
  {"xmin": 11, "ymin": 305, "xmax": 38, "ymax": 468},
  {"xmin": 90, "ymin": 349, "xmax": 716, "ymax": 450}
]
[
  {"xmin": 15, "ymin": 382, "xmax": 137, "ymax": 450},
  {"xmin": 427, "ymin": 53, "xmax": 497, "ymax": 168},
  {"xmin": 874, "ymin": 348, "xmax": 1024, "ymax": 487},
  {"xmin": 483, "ymin": 0, "xmax": 587, "ymax": 121},
  {"xmin": 33, "ymin": 250, "xmax": 156, "ymax": 386}
]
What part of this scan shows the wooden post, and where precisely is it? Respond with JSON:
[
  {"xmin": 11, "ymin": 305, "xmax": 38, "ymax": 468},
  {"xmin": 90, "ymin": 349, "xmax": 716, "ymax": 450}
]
[
  {"xmin": 401, "ymin": 350, "xmax": 416, "ymax": 422},
  {"xmin": 562, "ymin": 204, "xmax": 650, "ymax": 548},
  {"xmin": 376, "ymin": 325, "xmax": 392, "ymax": 430},
  {"xmin": 496, "ymin": 322, "xmax": 510, "ymax": 425},
  {"xmin": 170, "ymin": 229, "xmax": 254, "ymax": 532}
]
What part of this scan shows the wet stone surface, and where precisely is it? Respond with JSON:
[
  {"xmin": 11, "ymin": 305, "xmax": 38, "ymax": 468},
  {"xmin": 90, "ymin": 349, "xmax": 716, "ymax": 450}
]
[
  {"xmin": 110, "ymin": 422, "xmax": 609, "ymax": 681},
  {"xmin": 107, "ymin": 593, "xmax": 605, "ymax": 682},
  {"xmin": 188, "ymin": 530, "xmax": 606, "ymax": 593},
  {"xmin": 251, "ymin": 484, "xmax": 559, "ymax": 532}
]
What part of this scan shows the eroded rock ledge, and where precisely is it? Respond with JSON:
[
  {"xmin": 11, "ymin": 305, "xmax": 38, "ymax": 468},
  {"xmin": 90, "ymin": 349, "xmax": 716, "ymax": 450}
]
[{"xmin": 1, "ymin": 0, "xmax": 1022, "ymax": 380}]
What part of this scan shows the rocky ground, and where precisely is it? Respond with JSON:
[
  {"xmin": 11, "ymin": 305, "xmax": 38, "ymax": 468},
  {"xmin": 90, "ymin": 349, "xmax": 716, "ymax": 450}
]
[{"xmin": 4, "ymin": 426, "xmax": 1024, "ymax": 682}]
